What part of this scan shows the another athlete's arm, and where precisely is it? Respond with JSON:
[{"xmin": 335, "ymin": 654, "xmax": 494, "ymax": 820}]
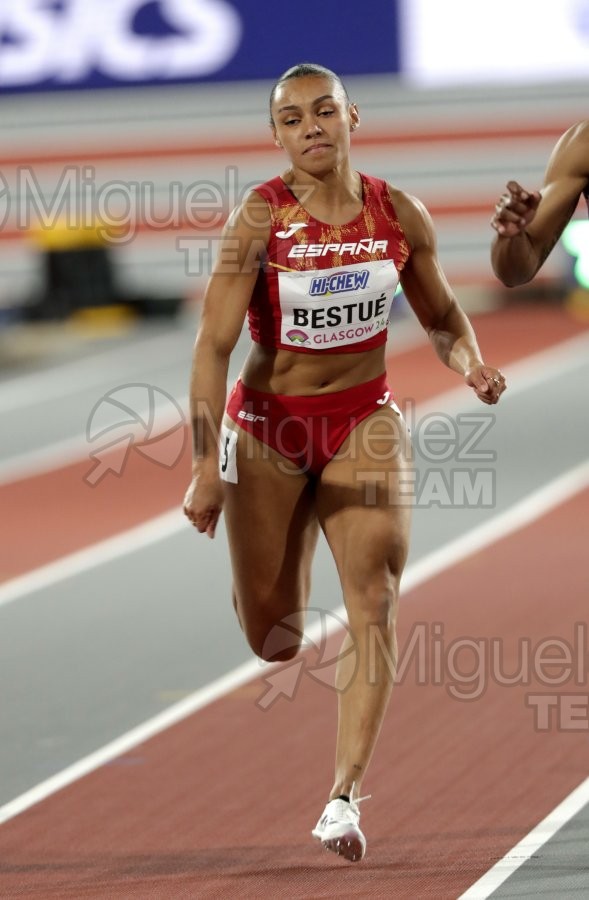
[
  {"xmin": 393, "ymin": 188, "xmax": 505, "ymax": 405},
  {"xmin": 183, "ymin": 192, "xmax": 270, "ymax": 536},
  {"xmin": 491, "ymin": 121, "xmax": 589, "ymax": 286}
]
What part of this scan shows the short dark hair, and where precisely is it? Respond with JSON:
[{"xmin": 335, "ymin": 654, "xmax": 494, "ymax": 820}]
[{"xmin": 269, "ymin": 63, "xmax": 350, "ymax": 123}]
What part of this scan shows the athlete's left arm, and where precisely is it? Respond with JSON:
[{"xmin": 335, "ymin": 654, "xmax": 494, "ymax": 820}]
[{"xmin": 393, "ymin": 187, "xmax": 505, "ymax": 405}]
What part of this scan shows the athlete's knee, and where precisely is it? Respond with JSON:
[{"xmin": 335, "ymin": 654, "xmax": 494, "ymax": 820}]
[
  {"xmin": 347, "ymin": 567, "xmax": 400, "ymax": 631},
  {"xmin": 249, "ymin": 622, "xmax": 303, "ymax": 662},
  {"xmin": 256, "ymin": 638, "xmax": 301, "ymax": 663},
  {"xmin": 233, "ymin": 588, "xmax": 305, "ymax": 661}
]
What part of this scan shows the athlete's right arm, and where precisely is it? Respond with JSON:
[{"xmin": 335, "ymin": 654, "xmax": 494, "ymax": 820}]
[
  {"xmin": 183, "ymin": 191, "xmax": 270, "ymax": 537},
  {"xmin": 491, "ymin": 121, "xmax": 589, "ymax": 286}
]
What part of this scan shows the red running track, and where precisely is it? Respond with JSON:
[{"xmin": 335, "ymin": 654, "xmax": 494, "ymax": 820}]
[
  {"xmin": 0, "ymin": 486, "xmax": 587, "ymax": 897},
  {"xmin": 1, "ymin": 303, "xmax": 587, "ymax": 583},
  {"xmin": 0, "ymin": 303, "xmax": 588, "ymax": 897}
]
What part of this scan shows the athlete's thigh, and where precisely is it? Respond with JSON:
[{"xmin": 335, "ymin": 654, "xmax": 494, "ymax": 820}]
[
  {"xmin": 316, "ymin": 405, "xmax": 412, "ymax": 590},
  {"xmin": 222, "ymin": 421, "xmax": 319, "ymax": 624}
]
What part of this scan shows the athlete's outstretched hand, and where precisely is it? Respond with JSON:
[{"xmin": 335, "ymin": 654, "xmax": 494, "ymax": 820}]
[
  {"xmin": 491, "ymin": 180, "xmax": 541, "ymax": 237},
  {"xmin": 465, "ymin": 365, "xmax": 506, "ymax": 405},
  {"xmin": 183, "ymin": 464, "xmax": 224, "ymax": 539}
]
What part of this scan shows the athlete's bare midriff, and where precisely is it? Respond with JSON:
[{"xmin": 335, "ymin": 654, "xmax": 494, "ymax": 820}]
[{"xmin": 240, "ymin": 341, "xmax": 387, "ymax": 395}]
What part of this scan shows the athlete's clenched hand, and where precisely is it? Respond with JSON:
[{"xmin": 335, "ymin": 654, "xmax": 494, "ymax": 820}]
[
  {"xmin": 183, "ymin": 464, "xmax": 224, "ymax": 539},
  {"xmin": 464, "ymin": 364, "xmax": 506, "ymax": 405},
  {"xmin": 491, "ymin": 180, "xmax": 541, "ymax": 237}
]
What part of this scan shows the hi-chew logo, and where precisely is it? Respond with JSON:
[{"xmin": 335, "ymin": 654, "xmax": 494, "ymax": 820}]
[{"xmin": 309, "ymin": 269, "xmax": 369, "ymax": 296}]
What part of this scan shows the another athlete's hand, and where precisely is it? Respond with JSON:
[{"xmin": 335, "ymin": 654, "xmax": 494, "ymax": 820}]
[
  {"xmin": 465, "ymin": 365, "xmax": 506, "ymax": 405},
  {"xmin": 183, "ymin": 462, "xmax": 224, "ymax": 538},
  {"xmin": 491, "ymin": 181, "xmax": 541, "ymax": 237}
]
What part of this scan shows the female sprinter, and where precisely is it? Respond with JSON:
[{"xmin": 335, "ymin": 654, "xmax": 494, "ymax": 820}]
[{"xmin": 183, "ymin": 63, "xmax": 506, "ymax": 862}]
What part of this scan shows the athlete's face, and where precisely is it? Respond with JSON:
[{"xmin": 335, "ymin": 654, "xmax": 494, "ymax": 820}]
[{"xmin": 270, "ymin": 76, "xmax": 359, "ymax": 173}]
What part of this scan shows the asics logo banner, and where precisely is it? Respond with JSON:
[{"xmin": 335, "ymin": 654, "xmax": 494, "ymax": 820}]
[
  {"xmin": 289, "ymin": 239, "xmax": 388, "ymax": 258},
  {"xmin": 0, "ymin": 0, "xmax": 242, "ymax": 88},
  {"xmin": 309, "ymin": 269, "xmax": 369, "ymax": 296},
  {"xmin": 276, "ymin": 222, "xmax": 308, "ymax": 239}
]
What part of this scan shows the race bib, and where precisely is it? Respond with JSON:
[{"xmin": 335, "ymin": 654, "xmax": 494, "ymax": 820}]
[
  {"xmin": 278, "ymin": 259, "xmax": 398, "ymax": 350},
  {"xmin": 219, "ymin": 424, "xmax": 238, "ymax": 484}
]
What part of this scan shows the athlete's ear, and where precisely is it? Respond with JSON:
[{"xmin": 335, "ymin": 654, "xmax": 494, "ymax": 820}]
[
  {"xmin": 270, "ymin": 123, "xmax": 282, "ymax": 148},
  {"xmin": 349, "ymin": 103, "xmax": 360, "ymax": 132}
]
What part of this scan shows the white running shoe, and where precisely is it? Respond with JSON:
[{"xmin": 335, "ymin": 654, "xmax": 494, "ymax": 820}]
[{"xmin": 312, "ymin": 789, "xmax": 370, "ymax": 862}]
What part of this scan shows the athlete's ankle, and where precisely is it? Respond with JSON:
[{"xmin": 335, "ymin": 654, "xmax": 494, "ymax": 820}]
[{"xmin": 329, "ymin": 781, "xmax": 362, "ymax": 802}]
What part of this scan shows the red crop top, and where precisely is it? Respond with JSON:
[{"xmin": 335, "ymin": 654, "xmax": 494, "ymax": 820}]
[{"xmin": 247, "ymin": 173, "xmax": 410, "ymax": 354}]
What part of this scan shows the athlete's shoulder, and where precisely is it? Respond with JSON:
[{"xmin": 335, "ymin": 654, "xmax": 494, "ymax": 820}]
[
  {"xmin": 550, "ymin": 120, "xmax": 589, "ymax": 161},
  {"xmin": 383, "ymin": 182, "xmax": 429, "ymax": 222},
  {"xmin": 357, "ymin": 172, "xmax": 395, "ymax": 206},
  {"xmin": 358, "ymin": 173, "xmax": 407, "ymax": 222},
  {"xmin": 358, "ymin": 172, "xmax": 387, "ymax": 191},
  {"xmin": 562, "ymin": 120, "xmax": 589, "ymax": 143},
  {"xmin": 359, "ymin": 174, "xmax": 419, "ymax": 216},
  {"xmin": 381, "ymin": 182, "xmax": 436, "ymax": 249},
  {"xmin": 224, "ymin": 188, "xmax": 272, "ymax": 244},
  {"xmin": 252, "ymin": 175, "xmax": 291, "ymax": 206},
  {"xmin": 546, "ymin": 120, "xmax": 589, "ymax": 182}
]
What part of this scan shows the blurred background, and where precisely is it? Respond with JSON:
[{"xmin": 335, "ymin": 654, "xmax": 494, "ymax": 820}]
[
  {"xmin": 2, "ymin": 8, "xmax": 589, "ymax": 894},
  {"xmin": 1, "ymin": 0, "xmax": 589, "ymax": 370}
]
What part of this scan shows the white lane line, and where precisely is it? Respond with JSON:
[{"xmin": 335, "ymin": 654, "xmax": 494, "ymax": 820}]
[
  {"xmin": 0, "ymin": 326, "xmax": 423, "ymax": 484},
  {"xmin": 414, "ymin": 328, "xmax": 589, "ymax": 418},
  {"xmin": 0, "ymin": 328, "xmax": 194, "ymax": 414},
  {"xmin": 399, "ymin": 458, "xmax": 589, "ymax": 595},
  {"xmin": 0, "ymin": 459, "xmax": 587, "ymax": 825},
  {"xmin": 1, "ymin": 328, "xmax": 588, "ymax": 486},
  {"xmin": 0, "ymin": 403, "xmax": 189, "ymax": 487},
  {"xmin": 300, "ymin": 459, "xmax": 589, "ymax": 641},
  {"xmin": 0, "ymin": 657, "xmax": 262, "ymax": 827},
  {"xmin": 0, "ymin": 509, "xmax": 185, "ymax": 610},
  {"xmin": 458, "ymin": 775, "xmax": 589, "ymax": 899},
  {"xmin": 1, "ymin": 397, "xmax": 588, "ymax": 614}
]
